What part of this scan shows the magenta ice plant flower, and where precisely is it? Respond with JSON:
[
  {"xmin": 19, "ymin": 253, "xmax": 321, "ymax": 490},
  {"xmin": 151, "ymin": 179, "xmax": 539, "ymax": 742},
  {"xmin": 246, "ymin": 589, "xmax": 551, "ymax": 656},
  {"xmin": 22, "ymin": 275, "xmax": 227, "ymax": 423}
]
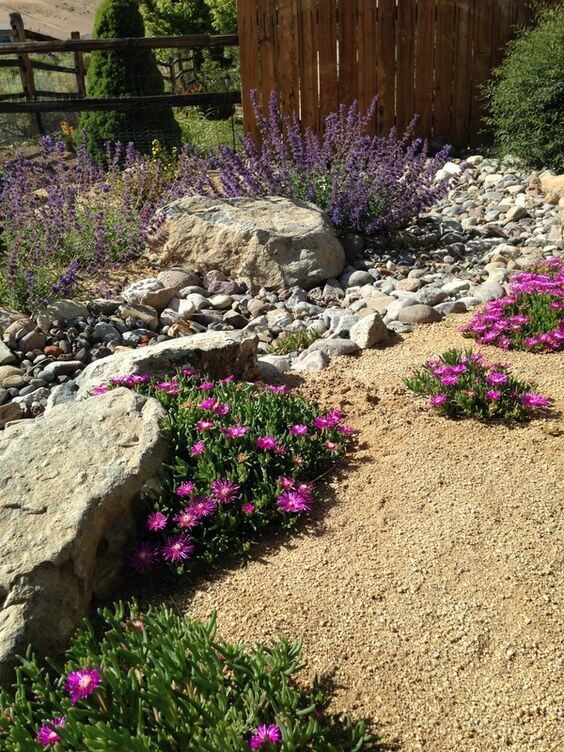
[
  {"xmin": 36, "ymin": 717, "xmax": 65, "ymax": 746},
  {"xmin": 214, "ymin": 403, "xmax": 231, "ymax": 416},
  {"xmin": 429, "ymin": 393, "xmax": 448, "ymax": 407},
  {"xmin": 161, "ymin": 533, "xmax": 195, "ymax": 563},
  {"xmin": 486, "ymin": 372, "xmax": 509, "ymax": 386},
  {"xmin": 131, "ymin": 541, "xmax": 158, "ymax": 572},
  {"xmin": 196, "ymin": 419, "xmax": 214, "ymax": 431},
  {"xmin": 146, "ymin": 511, "xmax": 168, "ymax": 532},
  {"xmin": 190, "ymin": 441, "xmax": 206, "ymax": 456},
  {"xmin": 173, "ymin": 508, "xmax": 201, "ymax": 529},
  {"xmin": 198, "ymin": 396, "xmax": 218, "ymax": 410},
  {"xmin": 485, "ymin": 390, "xmax": 501, "ymax": 401},
  {"xmin": 65, "ymin": 668, "xmax": 102, "ymax": 704},
  {"xmin": 257, "ymin": 435, "xmax": 278, "ymax": 451},
  {"xmin": 90, "ymin": 384, "xmax": 109, "ymax": 396},
  {"xmin": 190, "ymin": 497, "xmax": 217, "ymax": 517},
  {"xmin": 223, "ymin": 425, "xmax": 248, "ymax": 439},
  {"xmin": 242, "ymin": 503, "xmax": 255, "ymax": 515},
  {"xmin": 210, "ymin": 478, "xmax": 240, "ymax": 504},
  {"xmin": 290, "ymin": 424, "xmax": 308, "ymax": 436},
  {"xmin": 520, "ymin": 392, "xmax": 552, "ymax": 408},
  {"xmin": 176, "ymin": 481, "xmax": 196, "ymax": 497},
  {"xmin": 250, "ymin": 724, "xmax": 282, "ymax": 749},
  {"xmin": 277, "ymin": 491, "xmax": 313, "ymax": 513}
]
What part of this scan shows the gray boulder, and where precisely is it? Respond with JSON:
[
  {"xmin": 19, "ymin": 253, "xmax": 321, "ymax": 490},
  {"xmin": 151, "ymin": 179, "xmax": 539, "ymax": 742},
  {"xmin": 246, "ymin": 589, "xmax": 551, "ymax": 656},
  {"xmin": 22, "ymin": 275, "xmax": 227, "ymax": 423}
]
[
  {"xmin": 0, "ymin": 388, "xmax": 167, "ymax": 685},
  {"xmin": 147, "ymin": 196, "xmax": 345, "ymax": 291},
  {"xmin": 59, "ymin": 331, "xmax": 258, "ymax": 404}
]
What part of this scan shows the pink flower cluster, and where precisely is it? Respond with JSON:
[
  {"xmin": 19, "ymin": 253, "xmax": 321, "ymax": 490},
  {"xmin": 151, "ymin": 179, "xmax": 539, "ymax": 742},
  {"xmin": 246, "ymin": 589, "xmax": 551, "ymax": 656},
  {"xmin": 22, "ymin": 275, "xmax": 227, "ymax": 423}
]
[
  {"xmin": 461, "ymin": 258, "xmax": 564, "ymax": 352},
  {"xmin": 250, "ymin": 723, "xmax": 281, "ymax": 748},
  {"xmin": 277, "ymin": 478, "xmax": 315, "ymax": 513}
]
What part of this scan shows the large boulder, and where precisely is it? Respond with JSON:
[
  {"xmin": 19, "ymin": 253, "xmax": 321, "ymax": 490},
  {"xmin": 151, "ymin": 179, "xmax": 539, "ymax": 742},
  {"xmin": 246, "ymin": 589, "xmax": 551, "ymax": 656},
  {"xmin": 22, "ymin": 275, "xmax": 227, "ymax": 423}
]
[
  {"xmin": 147, "ymin": 196, "xmax": 346, "ymax": 291},
  {"xmin": 0, "ymin": 389, "xmax": 167, "ymax": 685},
  {"xmin": 47, "ymin": 330, "xmax": 258, "ymax": 408}
]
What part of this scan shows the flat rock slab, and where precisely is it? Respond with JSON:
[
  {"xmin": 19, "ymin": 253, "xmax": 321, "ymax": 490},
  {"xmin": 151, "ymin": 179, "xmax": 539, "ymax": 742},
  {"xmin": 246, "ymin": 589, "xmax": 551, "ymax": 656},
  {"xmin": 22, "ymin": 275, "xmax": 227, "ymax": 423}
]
[
  {"xmin": 147, "ymin": 196, "xmax": 345, "ymax": 291},
  {"xmin": 0, "ymin": 389, "xmax": 167, "ymax": 685},
  {"xmin": 64, "ymin": 331, "xmax": 258, "ymax": 403}
]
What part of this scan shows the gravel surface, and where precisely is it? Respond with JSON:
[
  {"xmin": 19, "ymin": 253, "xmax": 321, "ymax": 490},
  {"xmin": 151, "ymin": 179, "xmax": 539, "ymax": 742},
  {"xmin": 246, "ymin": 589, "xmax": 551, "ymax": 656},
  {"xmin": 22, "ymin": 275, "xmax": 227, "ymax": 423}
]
[{"xmin": 167, "ymin": 315, "xmax": 563, "ymax": 752}]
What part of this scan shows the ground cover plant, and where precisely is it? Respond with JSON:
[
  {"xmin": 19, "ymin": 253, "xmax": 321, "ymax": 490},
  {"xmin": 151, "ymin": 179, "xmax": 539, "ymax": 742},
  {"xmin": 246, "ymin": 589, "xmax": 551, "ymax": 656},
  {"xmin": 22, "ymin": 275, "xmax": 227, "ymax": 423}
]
[
  {"xmin": 485, "ymin": 6, "xmax": 564, "ymax": 172},
  {"xmin": 405, "ymin": 348, "xmax": 553, "ymax": 422},
  {"xmin": 0, "ymin": 602, "xmax": 375, "ymax": 750},
  {"xmin": 461, "ymin": 257, "xmax": 564, "ymax": 352},
  {"xmin": 93, "ymin": 370, "xmax": 355, "ymax": 574},
  {"xmin": 267, "ymin": 329, "xmax": 322, "ymax": 355}
]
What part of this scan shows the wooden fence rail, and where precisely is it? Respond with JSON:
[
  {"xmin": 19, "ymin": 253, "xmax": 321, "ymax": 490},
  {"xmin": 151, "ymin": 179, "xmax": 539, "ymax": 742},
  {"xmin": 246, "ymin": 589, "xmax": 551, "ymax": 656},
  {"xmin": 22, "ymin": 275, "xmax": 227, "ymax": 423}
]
[
  {"xmin": 236, "ymin": 0, "xmax": 536, "ymax": 149},
  {"xmin": 0, "ymin": 13, "xmax": 241, "ymax": 132}
]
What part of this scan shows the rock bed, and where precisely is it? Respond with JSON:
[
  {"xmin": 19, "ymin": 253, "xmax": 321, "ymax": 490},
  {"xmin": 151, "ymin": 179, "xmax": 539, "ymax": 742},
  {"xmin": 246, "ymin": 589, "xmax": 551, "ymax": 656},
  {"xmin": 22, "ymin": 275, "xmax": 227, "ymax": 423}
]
[{"xmin": 0, "ymin": 155, "xmax": 562, "ymax": 426}]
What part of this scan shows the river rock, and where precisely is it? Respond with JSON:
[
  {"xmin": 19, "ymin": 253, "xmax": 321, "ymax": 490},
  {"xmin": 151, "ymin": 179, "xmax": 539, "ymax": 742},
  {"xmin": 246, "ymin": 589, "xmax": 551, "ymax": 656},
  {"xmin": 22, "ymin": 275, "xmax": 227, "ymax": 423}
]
[
  {"xmin": 350, "ymin": 313, "xmax": 389, "ymax": 349},
  {"xmin": 0, "ymin": 388, "xmax": 167, "ymax": 684},
  {"xmin": 147, "ymin": 196, "xmax": 345, "ymax": 291}
]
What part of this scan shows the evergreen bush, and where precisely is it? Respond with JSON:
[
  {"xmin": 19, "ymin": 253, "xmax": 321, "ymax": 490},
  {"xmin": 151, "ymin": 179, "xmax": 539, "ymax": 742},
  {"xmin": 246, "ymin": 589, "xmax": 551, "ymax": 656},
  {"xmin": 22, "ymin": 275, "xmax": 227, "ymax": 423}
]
[
  {"xmin": 78, "ymin": 0, "xmax": 182, "ymax": 161},
  {"xmin": 485, "ymin": 6, "xmax": 564, "ymax": 171}
]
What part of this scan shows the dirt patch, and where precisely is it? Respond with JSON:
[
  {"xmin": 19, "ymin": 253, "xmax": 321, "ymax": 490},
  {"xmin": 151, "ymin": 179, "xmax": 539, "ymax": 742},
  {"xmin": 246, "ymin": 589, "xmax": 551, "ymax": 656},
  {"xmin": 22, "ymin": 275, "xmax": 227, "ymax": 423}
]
[{"xmin": 164, "ymin": 314, "xmax": 563, "ymax": 751}]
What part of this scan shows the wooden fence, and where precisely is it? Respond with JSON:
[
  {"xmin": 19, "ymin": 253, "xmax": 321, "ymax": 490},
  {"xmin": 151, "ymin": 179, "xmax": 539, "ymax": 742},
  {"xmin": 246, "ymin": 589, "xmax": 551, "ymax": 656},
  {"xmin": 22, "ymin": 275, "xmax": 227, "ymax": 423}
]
[
  {"xmin": 236, "ymin": 0, "xmax": 536, "ymax": 148},
  {"xmin": 0, "ymin": 13, "xmax": 240, "ymax": 132}
]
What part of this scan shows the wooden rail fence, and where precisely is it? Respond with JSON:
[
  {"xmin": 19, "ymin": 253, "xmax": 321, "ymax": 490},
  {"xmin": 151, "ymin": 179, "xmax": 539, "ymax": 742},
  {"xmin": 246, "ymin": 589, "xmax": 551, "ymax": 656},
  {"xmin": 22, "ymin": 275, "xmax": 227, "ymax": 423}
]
[
  {"xmin": 0, "ymin": 13, "xmax": 240, "ymax": 130},
  {"xmin": 236, "ymin": 0, "xmax": 537, "ymax": 149}
]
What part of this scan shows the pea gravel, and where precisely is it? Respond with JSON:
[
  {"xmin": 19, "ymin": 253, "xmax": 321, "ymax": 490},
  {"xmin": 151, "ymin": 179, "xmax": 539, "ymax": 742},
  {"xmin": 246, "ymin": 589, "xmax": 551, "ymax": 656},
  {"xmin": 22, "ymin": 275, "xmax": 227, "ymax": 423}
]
[{"xmin": 156, "ymin": 315, "xmax": 563, "ymax": 752}]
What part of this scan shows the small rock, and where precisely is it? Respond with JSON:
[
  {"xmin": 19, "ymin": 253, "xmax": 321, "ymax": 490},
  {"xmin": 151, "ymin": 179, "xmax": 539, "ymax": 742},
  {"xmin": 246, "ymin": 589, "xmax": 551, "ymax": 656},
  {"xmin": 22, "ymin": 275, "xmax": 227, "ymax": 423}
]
[
  {"xmin": 0, "ymin": 342, "xmax": 16, "ymax": 366},
  {"xmin": 398, "ymin": 304, "xmax": 442, "ymax": 324},
  {"xmin": 158, "ymin": 268, "xmax": 201, "ymax": 290},
  {"xmin": 350, "ymin": 313, "xmax": 389, "ymax": 349},
  {"xmin": 505, "ymin": 206, "xmax": 530, "ymax": 222},
  {"xmin": 0, "ymin": 401, "xmax": 23, "ymax": 429},
  {"xmin": 291, "ymin": 349, "xmax": 329, "ymax": 372},
  {"xmin": 122, "ymin": 278, "xmax": 163, "ymax": 305},
  {"xmin": 473, "ymin": 281, "xmax": 506, "ymax": 302},
  {"xmin": 309, "ymin": 338, "xmax": 360, "ymax": 357},
  {"xmin": 209, "ymin": 294, "xmax": 233, "ymax": 310},
  {"xmin": 118, "ymin": 303, "xmax": 159, "ymax": 330},
  {"xmin": 139, "ymin": 286, "xmax": 178, "ymax": 312},
  {"xmin": 18, "ymin": 331, "xmax": 46, "ymax": 352}
]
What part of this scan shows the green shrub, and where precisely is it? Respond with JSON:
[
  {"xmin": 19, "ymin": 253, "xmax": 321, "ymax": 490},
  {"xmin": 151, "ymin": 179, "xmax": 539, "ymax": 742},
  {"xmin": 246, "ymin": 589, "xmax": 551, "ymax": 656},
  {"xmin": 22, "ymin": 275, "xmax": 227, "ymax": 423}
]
[
  {"xmin": 78, "ymin": 0, "xmax": 182, "ymax": 161},
  {"xmin": 405, "ymin": 348, "xmax": 553, "ymax": 422},
  {"xmin": 94, "ymin": 372, "xmax": 355, "ymax": 574},
  {"xmin": 485, "ymin": 7, "xmax": 564, "ymax": 171},
  {"xmin": 0, "ymin": 602, "xmax": 376, "ymax": 750}
]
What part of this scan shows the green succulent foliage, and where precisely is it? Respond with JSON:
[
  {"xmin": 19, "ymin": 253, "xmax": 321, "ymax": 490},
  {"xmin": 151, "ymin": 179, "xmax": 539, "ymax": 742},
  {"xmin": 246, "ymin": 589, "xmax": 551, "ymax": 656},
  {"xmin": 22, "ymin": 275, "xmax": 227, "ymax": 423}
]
[
  {"xmin": 79, "ymin": 0, "xmax": 182, "ymax": 161},
  {"xmin": 484, "ymin": 6, "xmax": 564, "ymax": 171},
  {"xmin": 0, "ymin": 602, "xmax": 377, "ymax": 751},
  {"xmin": 268, "ymin": 329, "xmax": 323, "ymax": 356}
]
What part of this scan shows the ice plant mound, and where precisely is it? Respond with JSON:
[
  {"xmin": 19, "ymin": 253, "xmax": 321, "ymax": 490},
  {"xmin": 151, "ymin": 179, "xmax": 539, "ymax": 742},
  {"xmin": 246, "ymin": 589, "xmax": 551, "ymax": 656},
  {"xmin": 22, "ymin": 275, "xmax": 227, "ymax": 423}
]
[
  {"xmin": 461, "ymin": 257, "xmax": 564, "ymax": 352},
  {"xmin": 93, "ymin": 371, "xmax": 356, "ymax": 575},
  {"xmin": 0, "ymin": 603, "xmax": 374, "ymax": 749},
  {"xmin": 405, "ymin": 348, "xmax": 553, "ymax": 422}
]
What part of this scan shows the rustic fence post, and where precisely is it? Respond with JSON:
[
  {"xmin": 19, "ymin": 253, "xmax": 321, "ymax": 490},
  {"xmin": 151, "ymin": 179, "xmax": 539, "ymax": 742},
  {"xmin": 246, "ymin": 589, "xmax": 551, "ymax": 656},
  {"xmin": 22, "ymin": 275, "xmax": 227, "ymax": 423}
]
[
  {"xmin": 71, "ymin": 31, "xmax": 87, "ymax": 97},
  {"xmin": 168, "ymin": 54, "xmax": 177, "ymax": 93},
  {"xmin": 9, "ymin": 11, "xmax": 43, "ymax": 134}
]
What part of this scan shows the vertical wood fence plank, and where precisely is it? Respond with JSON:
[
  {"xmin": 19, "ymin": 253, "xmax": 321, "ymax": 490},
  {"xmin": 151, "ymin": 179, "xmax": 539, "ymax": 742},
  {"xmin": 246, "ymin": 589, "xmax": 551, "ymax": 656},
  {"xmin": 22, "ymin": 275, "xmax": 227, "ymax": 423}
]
[
  {"xmin": 357, "ymin": 0, "xmax": 377, "ymax": 132},
  {"xmin": 469, "ymin": 0, "xmax": 494, "ymax": 147},
  {"xmin": 452, "ymin": 0, "xmax": 474, "ymax": 148},
  {"xmin": 376, "ymin": 0, "xmax": 397, "ymax": 135},
  {"xmin": 338, "ymin": 0, "xmax": 358, "ymax": 108},
  {"xmin": 492, "ymin": 0, "xmax": 511, "ymax": 71},
  {"xmin": 278, "ymin": 0, "xmax": 300, "ymax": 117},
  {"xmin": 298, "ymin": 0, "xmax": 319, "ymax": 130},
  {"xmin": 396, "ymin": 0, "xmax": 417, "ymax": 134},
  {"xmin": 237, "ymin": 0, "xmax": 261, "ymax": 139},
  {"xmin": 318, "ymin": 0, "xmax": 338, "ymax": 123},
  {"xmin": 433, "ymin": 0, "xmax": 456, "ymax": 141},
  {"xmin": 9, "ymin": 11, "xmax": 42, "ymax": 135},
  {"xmin": 257, "ymin": 0, "xmax": 277, "ymax": 103},
  {"xmin": 71, "ymin": 32, "xmax": 87, "ymax": 97},
  {"xmin": 414, "ymin": 0, "xmax": 436, "ymax": 139}
]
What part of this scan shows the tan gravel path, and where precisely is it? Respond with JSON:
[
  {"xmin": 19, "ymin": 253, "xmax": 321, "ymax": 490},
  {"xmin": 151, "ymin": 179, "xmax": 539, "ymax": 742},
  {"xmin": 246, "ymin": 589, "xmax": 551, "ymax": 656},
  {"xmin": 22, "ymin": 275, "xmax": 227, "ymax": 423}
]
[{"xmin": 173, "ymin": 315, "xmax": 563, "ymax": 752}]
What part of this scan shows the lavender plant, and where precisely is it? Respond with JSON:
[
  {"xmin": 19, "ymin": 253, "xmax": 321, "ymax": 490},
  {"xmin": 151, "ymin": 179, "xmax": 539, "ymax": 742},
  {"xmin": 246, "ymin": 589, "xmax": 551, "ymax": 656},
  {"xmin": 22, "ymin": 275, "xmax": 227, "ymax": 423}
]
[
  {"xmin": 0, "ymin": 602, "xmax": 376, "ymax": 750},
  {"xmin": 92, "ymin": 370, "xmax": 355, "ymax": 575},
  {"xmin": 177, "ymin": 92, "xmax": 451, "ymax": 235},
  {"xmin": 461, "ymin": 258, "xmax": 564, "ymax": 352},
  {"xmin": 405, "ymin": 348, "xmax": 553, "ymax": 422}
]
